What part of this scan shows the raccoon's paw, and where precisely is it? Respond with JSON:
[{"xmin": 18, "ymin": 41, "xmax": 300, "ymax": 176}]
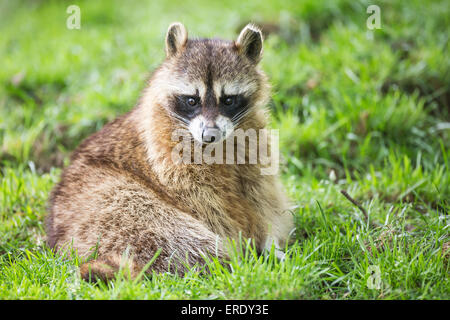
[
  {"xmin": 262, "ymin": 237, "xmax": 286, "ymax": 261},
  {"xmin": 274, "ymin": 250, "xmax": 286, "ymax": 261}
]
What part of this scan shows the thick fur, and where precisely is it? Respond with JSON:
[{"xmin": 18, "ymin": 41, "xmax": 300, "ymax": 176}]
[{"xmin": 46, "ymin": 23, "xmax": 294, "ymax": 281}]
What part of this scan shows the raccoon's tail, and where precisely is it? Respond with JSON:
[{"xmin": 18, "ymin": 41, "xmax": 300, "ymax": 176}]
[{"xmin": 79, "ymin": 254, "xmax": 141, "ymax": 282}]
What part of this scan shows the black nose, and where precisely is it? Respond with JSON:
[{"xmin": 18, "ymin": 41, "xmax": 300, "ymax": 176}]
[{"xmin": 202, "ymin": 126, "xmax": 221, "ymax": 143}]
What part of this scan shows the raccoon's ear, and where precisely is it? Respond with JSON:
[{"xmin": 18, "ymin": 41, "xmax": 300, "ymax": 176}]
[
  {"xmin": 165, "ymin": 22, "xmax": 188, "ymax": 57},
  {"xmin": 236, "ymin": 24, "xmax": 263, "ymax": 63}
]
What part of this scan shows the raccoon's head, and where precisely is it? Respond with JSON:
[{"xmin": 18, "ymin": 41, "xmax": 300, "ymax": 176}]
[{"xmin": 149, "ymin": 22, "xmax": 269, "ymax": 144}]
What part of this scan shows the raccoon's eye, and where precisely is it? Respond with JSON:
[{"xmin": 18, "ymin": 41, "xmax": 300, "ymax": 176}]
[
  {"xmin": 223, "ymin": 96, "xmax": 235, "ymax": 106},
  {"xmin": 186, "ymin": 97, "xmax": 198, "ymax": 106}
]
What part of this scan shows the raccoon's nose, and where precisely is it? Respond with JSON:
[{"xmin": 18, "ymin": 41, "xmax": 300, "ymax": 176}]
[{"xmin": 202, "ymin": 126, "xmax": 221, "ymax": 143}]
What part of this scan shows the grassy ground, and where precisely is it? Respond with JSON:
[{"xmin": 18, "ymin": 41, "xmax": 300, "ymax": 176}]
[{"xmin": 0, "ymin": 0, "xmax": 449, "ymax": 299}]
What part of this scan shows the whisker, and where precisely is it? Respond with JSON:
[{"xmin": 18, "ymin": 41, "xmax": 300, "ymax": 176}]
[
  {"xmin": 231, "ymin": 110, "xmax": 246, "ymax": 122},
  {"xmin": 167, "ymin": 110, "xmax": 191, "ymax": 129},
  {"xmin": 232, "ymin": 107, "xmax": 252, "ymax": 125},
  {"xmin": 231, "ymin": 111, "xmax": 247, "ymax": 123}
]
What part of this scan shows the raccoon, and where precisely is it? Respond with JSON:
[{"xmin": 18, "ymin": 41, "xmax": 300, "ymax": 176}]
[{"xmin": 46, "ymin": 22, "xmax": 294, "ymax": 281}]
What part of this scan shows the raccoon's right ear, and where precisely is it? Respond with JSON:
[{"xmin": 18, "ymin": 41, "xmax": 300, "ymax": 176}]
[
  {"xmin": 165, "ymin": 22, "xmax": 188, "ymax": 58},
  {"xmin": 236, "ymin": 24, "xmax": 263, "ymax": 64}
]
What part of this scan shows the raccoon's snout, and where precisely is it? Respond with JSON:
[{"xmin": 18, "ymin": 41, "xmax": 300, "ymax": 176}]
[
  {"xmin": 188, "ymin": 115, "xmax": 234, "ymax": 144},
  {"xmin": 202, "ymin": 126, "xmax": 221, "ymax": 143}
]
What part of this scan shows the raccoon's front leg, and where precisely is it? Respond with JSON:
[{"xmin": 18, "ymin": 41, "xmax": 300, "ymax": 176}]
[
  {"xmin": 256, "ymin": 179, "xmax": 295, "ymax": 260},
  {"xmin": 260, "ymin": 211, "xmax": 294, "ymax": 261}
]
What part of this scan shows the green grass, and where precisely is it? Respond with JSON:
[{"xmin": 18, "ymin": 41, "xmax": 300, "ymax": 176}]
[{"xmin": 0, "ymin": 0, "xmax": 449, "ymax": 299}]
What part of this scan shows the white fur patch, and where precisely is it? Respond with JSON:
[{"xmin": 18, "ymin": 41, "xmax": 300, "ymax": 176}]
[
  {"xmin": 213, "ymin": 80, "xmax": 257, "ymax": 98},
  {"xmin": 150, "ymin": 72, "xmax": 206, "ymax": 98},
  {"xmin": 215, "ymin": 115, "xmax": 234, "ymax": 140},
  {"xmin": 188, "ymin": 115, "xmax": 205, "ymax": 143}
]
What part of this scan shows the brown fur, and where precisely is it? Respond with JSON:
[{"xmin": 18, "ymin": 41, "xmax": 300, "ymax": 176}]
[{"xmin": 46, "ymin": 23, "xmax": 294, "ymax": 281}]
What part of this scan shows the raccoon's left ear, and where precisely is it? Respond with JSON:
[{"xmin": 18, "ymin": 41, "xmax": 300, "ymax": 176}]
[
  {"xmin": 236, "ymin": 24, "xmax": 263, "ymax": 64},
  {"xmin": 165, "ymin": 22, "xmax": 188, "ymax": 58}
]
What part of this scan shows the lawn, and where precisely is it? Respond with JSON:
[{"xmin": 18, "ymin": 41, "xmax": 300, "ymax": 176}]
[{"xmin": 0, "ymin": 0, "xmax": 448, "ymax": 299}]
